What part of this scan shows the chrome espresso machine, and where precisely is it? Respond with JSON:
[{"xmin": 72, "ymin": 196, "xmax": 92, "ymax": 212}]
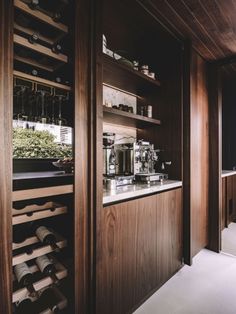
[{"xmin": 103, "ymin": 133, "xmax": 168, "ymax": 189}]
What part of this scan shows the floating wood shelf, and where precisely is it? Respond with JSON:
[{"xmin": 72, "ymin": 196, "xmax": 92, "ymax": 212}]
[
  {"xmin": 13, "ymin": 205, "xmax": 67, "ymax": 225},
  {"xmin": 13, "ymin": 257, "xmax": 67, "ymax": 303},
  {"xmin": 14, "ymin": 34, "xmax": 68, "ymax": 63},
  {"xmin": 13, "ymin": 70, "xmax": 72, "ymax": 91},
  {"xmin": 103, "ymin": 54, "xmax": 161, "ymax": 95},
  {"xmin": 13, "ymin": 233, "xmax": 67, "ymax": 266},
  {"xmin": 14, "ymin": 0, "xmax": 68, "ymax": 34},
  {"xmin": 103, "ymin": 106, "xmax": 161, "ymax": 128}
]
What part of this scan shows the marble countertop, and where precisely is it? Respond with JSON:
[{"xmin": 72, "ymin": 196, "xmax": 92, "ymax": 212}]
[
  {"xmin": 222, "ymin": 170, "xmax": 236, "ymax": 178},
  {"xmin": 103, "ymin": 180, "xmax": 182, "ymax": 205}
]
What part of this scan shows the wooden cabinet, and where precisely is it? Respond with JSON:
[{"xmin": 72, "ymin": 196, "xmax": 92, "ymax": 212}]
[{"xmin": 96, "ymin": 188, "xmax": 182, "ymax": 314}]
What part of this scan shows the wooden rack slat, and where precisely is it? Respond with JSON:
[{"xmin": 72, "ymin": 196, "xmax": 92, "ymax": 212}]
[
  {"xmin": 14, "ymin": 22, "xmax": 54, "ymax": 46},
  {"xmin": 13, "ymin": 202, "xmax": 57, "ymax": 216},
  {"xmin": 13, "ymin": 259, "xmax": 67, "ymax": 303},
  {"xmin": 13, "ymin": 235, "xmax": 67, "ymax": 266},
  {"xmin": 14, "ymin": 34, "xmax": 68, "ymax": 63},
  {"xmin": 13, "ymin": 236, "xmax": 39, "ymax": 250},
  {"xmin": 14, "ymin": 0, "xmax": 68, "ymax": 34},
  {"xmin": 12, "ymin": 184, "xmax": 73, "ymax": 201},
  {"xmin": 13, "ymin": 70, "xmax": 71, "ymax": 91},
  {"xmin": 14, "ymin": 54, "xmax": 55, "ymax": 72},
  {"xmin": 12, "ymin": 205, "xmax": 67, "ymax": 225}
]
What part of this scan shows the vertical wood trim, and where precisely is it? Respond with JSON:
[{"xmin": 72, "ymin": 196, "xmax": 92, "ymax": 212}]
[
  {"xmin": 183, "ymin": 41, "xmax": 192, "ymax": 265},
  {"xmin": 208, "ymin": 63, "xmax": 222, "ymax": 252},
  {"xmin": 0, "ymin": 0, "xmax": 13, "ymax": 312},
  {"xmin": 74, "ymin": 0, "xmax": 93, "ymax": 312}
]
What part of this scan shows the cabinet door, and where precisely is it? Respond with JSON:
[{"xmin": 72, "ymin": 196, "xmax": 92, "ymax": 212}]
[{"xmin": 96, "ymin": 188, "xmax": 182, "ymax": 314}]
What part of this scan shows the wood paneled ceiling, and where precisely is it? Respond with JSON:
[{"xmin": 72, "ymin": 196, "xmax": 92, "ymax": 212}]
[{"xmin": 141, "ymin": 0, "xmax": 236, "ymax": 62}]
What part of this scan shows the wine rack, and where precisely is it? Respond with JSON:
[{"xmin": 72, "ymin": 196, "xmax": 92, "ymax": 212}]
[{"xmin": 12, "ymin": 0, "xmax": 75, "ymax": 312}]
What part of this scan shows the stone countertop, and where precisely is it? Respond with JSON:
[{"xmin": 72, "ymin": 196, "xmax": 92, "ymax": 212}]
[
  {"xmin": 103, "ymin": 180, "xmax": 182, "ymax": 205},
  {"xmin": 222, "ymin": 170, "xmax": 236, "ymax": 178}
]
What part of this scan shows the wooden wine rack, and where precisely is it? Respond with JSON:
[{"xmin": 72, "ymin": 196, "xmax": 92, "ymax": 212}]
[
  {"xmin": 14, "ymin": 0, "xmax": 69, "ymax": 34},
  {"xmin": 13, "ymin": 257, "xmax": 68, "ymax": 303},
  {"xmin": 14, "ymin": 34, "xmax": 68, "ymax": 63},
  {"xmin": 13, "ymin": 233, "xmax": 67, "ymax": 266},
  {"xmin": 12, "ymin": 205, "xmax": 68, "ymax": 225}
]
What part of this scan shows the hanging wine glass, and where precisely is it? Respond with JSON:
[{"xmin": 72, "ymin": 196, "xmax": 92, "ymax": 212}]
[
  {"xmin": 38, "ymin": 90, "xmax": 50, "ymax": 124},
  {"xmin": 55, "ymin": 95, "xmax": 67, "ymax": 126}
]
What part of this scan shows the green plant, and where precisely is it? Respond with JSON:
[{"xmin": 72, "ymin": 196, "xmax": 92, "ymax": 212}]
[{"xmin": 13, "ymin": 127, "xmax": 73, "ymax": 159}]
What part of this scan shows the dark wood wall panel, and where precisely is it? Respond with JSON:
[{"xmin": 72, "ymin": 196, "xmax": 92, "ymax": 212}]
[
  {"xmin": 208, "ymin": 63, "xmax": 222, "ymax": 252},
  {"xmin": 0, "ymin": 0, "xmax": 13, "ymax": 312},
  {"xmin": 96, "ymin": 189, "xmax": 182, "ymax": 314},
  {"xmin": 190, "ymin": 51, "xmax": 209, "ymax": 257}
]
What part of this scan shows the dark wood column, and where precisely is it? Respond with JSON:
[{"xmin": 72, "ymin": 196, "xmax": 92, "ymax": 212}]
[
  {"xmin": 208, "ymin": 63, "xmax": 222, "ymax": 252},
  {"xmin": 74, "ymin": 0, "xmax": 97, "ymax": 312},
  {"xmin": 0, "ymin": 0, "xmax": 13, "ymax": 312}
]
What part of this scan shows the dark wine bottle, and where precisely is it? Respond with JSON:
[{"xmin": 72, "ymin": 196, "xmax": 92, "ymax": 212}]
[
  {"xmin": 15, "ymin": 295, "xmax": 37, "ymax": 314},
  {"xmin": 14, "ymin": 262, "xmax": 37, "ymax": 297},
  {"xmin": 23, "ymin": 0, "xmax": 39, "ymax": 10},
  {"xmin": 52, "ymin": 43, "xmax": 62, "ymax": 54},
  {"xmin": 35, "ymin": 226, "xmax": 60, "ymax": 252},
  {"xmin": 39, "ymin": 288, "xmax": 61, "ymax": 313},
  {"xmin": 28, "ymin": 33, "xmax": 39, "ymax": 44},
  {"xmin": 36, "ymin": 255, "xmax": 59, "ymax": 284}
]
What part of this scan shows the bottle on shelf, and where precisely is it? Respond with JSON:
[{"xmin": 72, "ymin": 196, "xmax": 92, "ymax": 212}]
[
  {"xmin": 15, "ymin": 295, "xmax": 37, "ymax": 314},
  {"xmin": 14, "ymin": 262, "xmax": 38, "ymax": 297},
  {"xmin": 38, "ymin": 287, "xmax": 61, "ymax": 313},
  {"xmin": 28, "ymin": 33, "xmax": 39, "ymax": 44},
  {"xmin": 35, "ymin": 225, "xmax": 60, "ymax": 252},
  {"xmin": 35, "ymin": 255, "xmax": 59, "ymax": 284},
  {"xmin": 52, "ymin": 43, "xmax": 62, "ymax": 54},
  {"xmin": 23, "ymin": 0, "xmax": 39, "ymax": 10}
]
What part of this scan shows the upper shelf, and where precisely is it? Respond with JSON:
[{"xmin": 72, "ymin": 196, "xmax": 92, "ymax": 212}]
[
  {"xmin": 14, "ymin": 0, "xmax": 68, "ymax": 34},
  {"xmin": 103, "ymin": 54, "xmax": 161, "ymax": 96},
  {"xmin": 103, "ymin": 106, "xmax": 161, "ymax": 128}
]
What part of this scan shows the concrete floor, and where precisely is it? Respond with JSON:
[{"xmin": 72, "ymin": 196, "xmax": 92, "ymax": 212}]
[{"xmin": 134, "ymin": 249, "xmax": 236, "ymax": 314}]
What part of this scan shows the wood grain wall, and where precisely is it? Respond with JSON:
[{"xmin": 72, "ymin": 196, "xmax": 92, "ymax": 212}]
[
  {"xmin": 184, "ymin": 46, "xmax": 210, "ymax": 262},
  {"xmin": 0, "ymin": 0, "xmax": 13, "ymax": 312},
  {"xmin": 190, "ymin": 51, "xmax": 209, "ymax": 257}
]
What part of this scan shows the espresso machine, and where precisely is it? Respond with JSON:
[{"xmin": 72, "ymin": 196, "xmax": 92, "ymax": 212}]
[{"xmin": 133, "ymin": 140, "xmax": 168, "ymax": 183}]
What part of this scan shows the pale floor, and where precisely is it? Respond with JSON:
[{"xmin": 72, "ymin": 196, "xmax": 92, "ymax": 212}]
[
  {"xmin": 133, "ymin": 249, "xmax": 236, "ymax": 314},
  {"xmin": 222, "ymin": 222, "xmax": 236, "ymax": 256}
]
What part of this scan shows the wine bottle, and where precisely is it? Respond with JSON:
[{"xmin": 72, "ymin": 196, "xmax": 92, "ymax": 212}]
[
  {"xmin": 35, "ymin": 255, "xmax": 59, "ymax": 284},
  {"xmin": 23, "ymin": 0, "xmax": 39, "ymax": 10},
  {"xmin": 15, "ymin": 295, "xmax": 37, "ymax": 314},
  {"xmin": 35, "ymin": 226, "xmax": 60, "ymax": 252},
  {"xmin": 28, "ymin": 33, "xmax": 39, "ymax": 44},
  {"xmin": 14, "ymin": 262, "xmax": 37, "ymax": 297},
  {"xmin": 39, "ymin": 288, "xmax": 61, "ymax": 313},
  {"xmin": 52, "ymin": 43, "xmax": 62, "ymax": 54}
]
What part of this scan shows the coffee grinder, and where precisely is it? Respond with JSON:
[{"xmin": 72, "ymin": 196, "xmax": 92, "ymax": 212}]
[{"xmin": 103, "ymin": 132, "xmax": 116, "ymax": 177}]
